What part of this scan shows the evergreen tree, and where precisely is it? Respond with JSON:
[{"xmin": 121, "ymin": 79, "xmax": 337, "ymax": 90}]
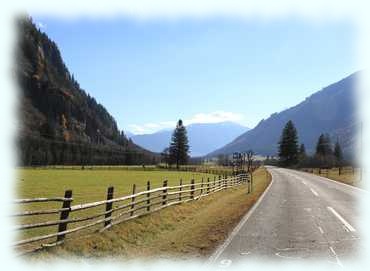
[
  {"xmin": 315, "ymin": 133, "xmax": 332, "ymax": 157},
  {"xmin": 299, "ymin": 144, "xmax": 306, "ymax": 156},
  {"xmin": 298, "ymin": 143, "xmax": 306, "ymax": 160},
  {"xmin": 278, "ymin": 120, "xmax": 299, "ymax": 167},
  {"xmin": 315, "ymin": 134, "xmax": 326, "ymax": 156},
  {"xmin": 334, "ymin": 140, "xmax": 343, "ymax": 166},
  {"xmin": 169, "ymin": 120, "xmax": 190, "ymax": 169}
]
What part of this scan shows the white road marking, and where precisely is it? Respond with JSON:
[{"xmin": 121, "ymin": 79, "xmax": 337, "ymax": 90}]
[
  {"xmin": 318, "ymin": 226, "xmax": 324, "ymax": 234},
  {"xmin": 275, "ymin": 252, "xmax": 301, "ymax": 260},
  {"xmin": 240, "ymin": 251, "xmax": 251, "ymax": 256},
  {"xmin": 327, "ymin": 206, "xmax": 356, "ymax": 232},
  {"xmin": 218, "ymin": 259, "xmax": 232, "ymax": 268},
  {"xmin": 329, "ymin": 246, "xmax": 344, "ymax": 268},
  {"xmin": 275, "ymin": 248, "xmax": 308, "ymax": 260},
  {"xmin": 310, "ymin": 188, "xmax": 319, "ymax": 197},
  {"xmin": 302, "ymin": 180, "xmax": 307, "ymax": 185}
]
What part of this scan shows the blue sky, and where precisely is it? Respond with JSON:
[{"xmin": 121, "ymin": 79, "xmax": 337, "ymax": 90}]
[{"xmin": 33, "ymin": 16, "xmax": 358, "ymax": 134}]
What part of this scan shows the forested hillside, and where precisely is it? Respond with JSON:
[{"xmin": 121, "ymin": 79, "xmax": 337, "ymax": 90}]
[{"xmin": 16, "ymin": 17, "xmax": 157, "ymax": 165}]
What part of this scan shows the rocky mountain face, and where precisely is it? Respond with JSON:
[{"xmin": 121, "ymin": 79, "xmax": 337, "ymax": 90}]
[
  {"xmin": 17, "ymin": 17, "xmax": 156, "ymax": 165},
  {"xmin": 209, "ymin": 72, "xmax": 358, "ymax": 157}
]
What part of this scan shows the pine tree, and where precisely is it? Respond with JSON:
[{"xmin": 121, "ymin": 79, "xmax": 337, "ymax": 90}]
[
  {"xmin": 334, "ymin": 140, "xmax": 343, "ymax": 166},
  {"xmin": 315, "ymin": 134, "xmax": 326, "ymax": 156},
  {"xmin": 169, "ymin": 120, "xmax": 190, "ymax": 169},
  {"xmin": 298, "ymin": 143, "xmax": 306, "ymax": 160},
  {"xmin": 315, "ymin": 133, "xmax": 332, "ymax": 157},
  {"xmin": 278, "ymin": 120, "xmax": 299, "ymax": 167}
]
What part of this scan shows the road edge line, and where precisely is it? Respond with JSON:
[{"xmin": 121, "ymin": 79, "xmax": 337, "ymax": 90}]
[{"xmin": 207, "ymin": 170, "xmax": 275, "ymax": 264}]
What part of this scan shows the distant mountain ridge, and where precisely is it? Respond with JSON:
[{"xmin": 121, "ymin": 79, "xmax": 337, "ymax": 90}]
[
  {"xmin": 209, "ymin": 72, "xmax": 358, "ymax": 157},
  {"xmin": 131, "ymin": 122, "xmax": 249, "ymax": 157}
]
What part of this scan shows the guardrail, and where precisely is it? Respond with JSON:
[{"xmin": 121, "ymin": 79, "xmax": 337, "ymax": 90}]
[{"xmin": 14, "ymin": 173, "xmax": 250, "ymax": 253}]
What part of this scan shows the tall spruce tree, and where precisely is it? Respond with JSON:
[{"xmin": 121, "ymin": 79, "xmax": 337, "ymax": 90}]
[
  {"xmin": 278, "ymin": 120, "xmax": 299, "ymax": 167},
  {"xmin": 299, "ymin": 143, "xmax": 306, "ymax": 160},
  {"xmin": 334, "ymin": 140, "xmax": 343, "ymax": 166},
  {"xmin": 315, "ymin": 133, "xmax": 332, "ymax": 157},
  {"xmin": 169, "ymin": 119, "xmax": 190, "ymax": 169}
]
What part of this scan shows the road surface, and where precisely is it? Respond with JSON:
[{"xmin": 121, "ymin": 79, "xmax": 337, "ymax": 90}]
[{"xmin": 210, "ymin": 166, "xmax": 365, "ymax": 267}]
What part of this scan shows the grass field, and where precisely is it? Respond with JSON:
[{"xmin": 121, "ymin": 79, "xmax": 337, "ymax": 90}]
[
  {"xmin": 17, "ymin": 169, "xmax": 219, "ymax": 203},
  {"xmin": 28, "ymin": 167, "xmax": 271, "ymax": 260},
  {"xmin": 302, "ymin": 167, "xmax": 362, "ymax": 188},
  {"xmin": 15, "ymin": 169, "xmax": 219, "ymax": 248}
]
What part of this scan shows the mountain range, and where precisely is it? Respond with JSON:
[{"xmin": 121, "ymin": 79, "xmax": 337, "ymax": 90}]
[
  {"xmin": 209, "ymin": 72, "xmax": 358, "ymax": 157},
  {"xmin": 131, "ymin": 122, "xmax": 249, "ymax": 157}
]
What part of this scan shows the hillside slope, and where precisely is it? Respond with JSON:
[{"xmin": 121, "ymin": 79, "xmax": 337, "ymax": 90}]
[
  {"xmin": 17, "ymin": 17, "xmax": 156, "ymax": 165},
  {"xmin": 131, "ymin": 122, "xmax": 249, "ymax": 157},
  {"xmin": 209, "ymin": 73, "xmax": 358, "ymax": 157}
]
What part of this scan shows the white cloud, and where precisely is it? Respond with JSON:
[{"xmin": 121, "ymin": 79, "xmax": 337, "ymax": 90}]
[
  {"xmin": 186, "ymin": 111, "xmax": 243, "ymax": 125},
  {"xmin": 128, "ymin": 111, "xmax": 244, "ymax": 134}
]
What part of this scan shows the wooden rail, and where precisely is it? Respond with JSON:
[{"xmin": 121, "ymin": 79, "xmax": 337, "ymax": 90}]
[
  {"xmin": 301, "ymin": 167, "xmax": 358, "ymax": 177},
  {"xmin": 14, "ymin": 173, "xmax": 250, "ymax": 252}
]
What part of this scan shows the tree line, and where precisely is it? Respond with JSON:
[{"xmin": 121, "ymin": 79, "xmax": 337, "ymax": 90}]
[{"xmin": 273, "ymin": 120, "xmax": 346, "ymax": 168}]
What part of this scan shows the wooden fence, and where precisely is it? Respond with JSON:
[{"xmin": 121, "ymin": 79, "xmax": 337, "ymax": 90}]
[
  {"xmin": 301, "ymin": 167, "xmax": 358, "ymax": 177},
  {"xmin": 13, "ymin": 173, "xmax": 250, "ymax": 253}
]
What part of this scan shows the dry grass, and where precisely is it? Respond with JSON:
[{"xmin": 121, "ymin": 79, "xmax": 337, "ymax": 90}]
[
  {"xmin": 15, "ymin": 169, "xmax": 219, "ymax": 248},
  {"xmin": 29, "ymin": 167, "xmax": 271, "ymax": 260},
  {"xmin": 303, "ymin": 167, "xmax": 363, "ymax": 188}
]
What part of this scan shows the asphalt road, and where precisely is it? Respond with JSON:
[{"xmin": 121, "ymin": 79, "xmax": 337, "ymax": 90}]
[{"xmin": 210, "ymin": 166, "xmax": 366, "ymax": 267}]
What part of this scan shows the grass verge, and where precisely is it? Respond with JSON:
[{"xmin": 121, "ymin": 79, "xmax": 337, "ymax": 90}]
[
  {"xmin": 302, "ymin": 167, "xmax": 362, "ymax": 188},
  {"xmin": 29, "ymin": 167, "xmax": 271, "ymax": 260}
]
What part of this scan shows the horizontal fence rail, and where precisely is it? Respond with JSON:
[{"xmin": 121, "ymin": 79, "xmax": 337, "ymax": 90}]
[
  {"xmin": 13, "ymin": 173, "xmax": 251, "ymax": 253},
  {"xmin": 301, "ymin": 167, "xmax": 359, "ymax": 176}
]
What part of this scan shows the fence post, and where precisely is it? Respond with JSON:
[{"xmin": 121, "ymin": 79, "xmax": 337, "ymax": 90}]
[
  {"xmin": 247, "ymin": 174, "xmax": 250, "ymax": 194},
  {"xmin": 57, "ymin": 189, "xmax": 73, "ymax": 242},
  {"xmin": 319, "ymin": 168, "xmax": 321, "ymax": 175},
  {"xmin": 146, "ymin": 181, "xmax": 151, "ymax": 212},
  {"xmin": 104, "ymin": 186, "xmax": 114, "ymax": 228},
  {"xmin": 190, "ymin": 179, "xmax": 195, "ymax": 199},
  {"xmin": 162, "ymin": 180, "xmax": 168, "ymax": 205},
  {"xmin": 200, "ymin": 178, "xmax": 204, "ymax": 195},
  {"xmin": 339, "ymin": 167, "xmax": 342, "ymax": 175},
  {"xmin": 130, "ymin": 184, "xmax": 136, "ymax": 216},
  {"xmin": 213, "ymin": 176, "xmax": 216, "ymax": 189},
  {"xmin": 179, "ymin": 179, "xmax": 183, "ymax": 201},
  {"xmin": 207, "ymin": 177, "xmax": 210, "ymax": 194}
]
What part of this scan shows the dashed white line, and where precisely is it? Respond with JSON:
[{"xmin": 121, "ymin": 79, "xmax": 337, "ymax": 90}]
[
  {"xmin": 318, "ymin": 226, "xmax": 324, "ymax": 234},
  {"xmin": 301, "ymin": 180, "xmax": 307, "ymax": 185},
  {"xmin": 327, "ymin": 206, "xmax": 356, "ymax": 232},
  {"xmin": 329, "ymin": 246, "xmax": 344, "ymax": 268},
  {"xmin": 310, "ymin": 188, "xmax": 319, "ymax": 197}
]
